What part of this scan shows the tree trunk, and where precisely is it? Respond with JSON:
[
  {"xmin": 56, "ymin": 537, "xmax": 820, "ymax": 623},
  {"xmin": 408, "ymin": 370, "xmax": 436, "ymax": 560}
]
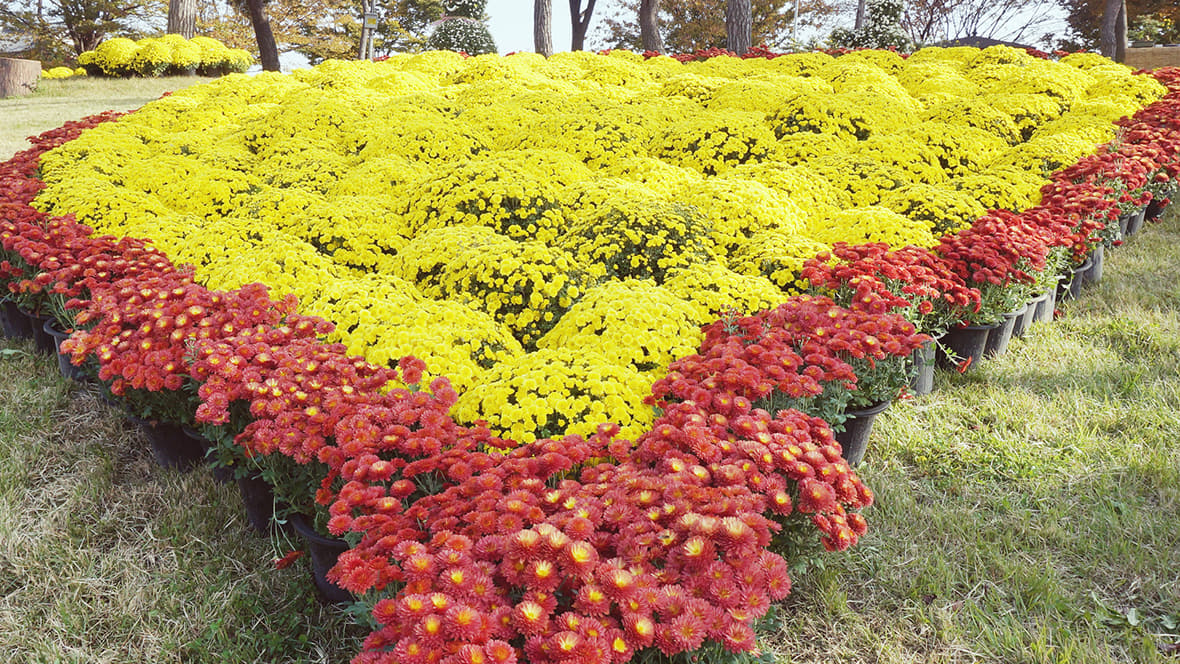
[
  {"xmin": 1099, "ymin": 0, "xmax": 1121, "ymax": 59},
  {"xmin": 246, "ymin": 0, "xmax": 281, "ymax": 71},
  {"xmin": 0, "ymin": 58, "xmax": 40, "ymax": 98},
  {"xmin": 535, "ymin": 0, "xmax": 553, "ymax": 56},
  {"xmin": 1115, "ymin": 0, "xmax": 1127, "ymax": 63},
  {"xmin": 726, "ymin": 0, "xmax": 751, "ymax": 55},
  {"xmin": 854, "ymin": 0, "xmax": 866, "ymax": 29},
  {"xmin": 167, "ymin": 0, "xmax": 197, "ymax": 39},
  {"xmin": 640, "ymin": 0, "xmax": 663, "ymax": 53},
  {"xmin": 569, "ymin": 0, "xmax": 597, "ymax": 51}
]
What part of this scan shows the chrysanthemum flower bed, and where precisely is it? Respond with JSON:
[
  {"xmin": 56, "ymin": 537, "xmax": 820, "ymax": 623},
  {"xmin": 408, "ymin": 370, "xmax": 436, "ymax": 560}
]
[
  {"xmin": 27, "ymin": 45, "xmax": 1169, "ymax": 443},
  {"xmin": 2, "ymin": 48, "xmax": 1179, "ymax": 664}
]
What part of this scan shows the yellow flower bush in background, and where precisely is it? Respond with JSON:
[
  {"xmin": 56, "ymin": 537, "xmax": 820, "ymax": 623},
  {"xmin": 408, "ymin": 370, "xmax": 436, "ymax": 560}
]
[
  {"xmin": 41, "ymin": 66, "xmax": 87, "ymax": 79},
  {"xmin": 76, "ymin": 35, "xmax": 251, "ymax": 77},
  {"xmin": 31, "ymin": 46, "xmax": 1168, "ymax": 443}
]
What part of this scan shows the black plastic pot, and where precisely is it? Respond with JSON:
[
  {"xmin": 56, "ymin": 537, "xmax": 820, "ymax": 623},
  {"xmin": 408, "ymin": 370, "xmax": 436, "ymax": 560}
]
[
  {"xmin": 835, "ymin": 400, "xmax": 891, "ymax": 467},
  {"xmin": 237, "ymin": 474, "xmax": 281, "ymax": 534},
  {"xmin": 1033, "ymin": 286, "xmax": 1057, "ymax": 324},
  {"xmin": 908, "ymin": 337, "xmax": 937, "ymax": 396},
  {"xmin": 0, "ymin": 300, "xmax": 33, "ymax": 339},
  {"xmin": 1125, "ymin": 208, "xmax": 1146, "ymax": 236},
  {"xmin": 288, "ymin": 513, "xmax": 355, "ymax": 605},
  {"xmin": 1058, "ymin": 257, "xmax": 1092, "ymax": 302},
  {"xmin": 984, "ymin": 305, "xmax": 1025, "ymax": 358},
  {"xmin": 28, "ymin": 312, "xmax": 58, "ymax": 356},
  {"xmin": 41, "ymin": 318, "xmax": 89, "ymax": 382},
  {"xmin": 936, "ymin": 323, "xmax": 996, "ymax": 372},
  {"xmin": 1013, "ymin": 294, "xmax": 1041, "ymax": 338},
  {"xmin": 127, "ymin": 417, "xmax": 205, "ymax": 472},
  {"xmin": 1082, "ymin": 245, "xmax": 1104, "ymax": 287}
]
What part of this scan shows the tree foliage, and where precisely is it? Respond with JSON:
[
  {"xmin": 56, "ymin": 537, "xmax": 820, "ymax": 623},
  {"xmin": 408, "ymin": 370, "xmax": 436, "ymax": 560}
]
[
  {"xmin": 196, "ymin": 0, "xmax": 444, "ymax": 64},
  {"xmin": 901, "ymin": 0, "xmax": 1064, "ymax": 47},
  {"xmin": 593, "ymin": 0, "xmax": 834, "ymax": 52},
  {"xmin": 426, "ymin": 0, "xmax": 495, "ymax": 54},
  {"xmin": 829, "ymin": 0, "xmax": 912, "ymax": 49},
  {"xmin": 1059, "ymin": 0, "xmax": 1178, "ymax": 49},
  {"xmin": 0, "ymin": 0, "xmax": 162, "ymax": 62}
]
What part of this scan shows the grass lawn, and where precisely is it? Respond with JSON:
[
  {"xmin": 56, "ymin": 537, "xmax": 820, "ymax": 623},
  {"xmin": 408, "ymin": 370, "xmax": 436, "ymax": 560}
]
[
  {"xmin": 1, "ymin": 82, "xmax": 1178, "ymax": 663},
  {"xmin": 0, "ymin": 76, "xmax": 213, "ymax": 162}
]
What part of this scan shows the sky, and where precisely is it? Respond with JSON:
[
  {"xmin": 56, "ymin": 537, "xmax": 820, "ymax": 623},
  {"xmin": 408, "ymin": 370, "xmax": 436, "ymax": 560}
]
[
  {"xmin": 485, "ymin": 0, "xmax": 575, "ymax": 54},
  {"xmin": 480, "ymin": 0, "xmax": 1069, "ymax": 54}
]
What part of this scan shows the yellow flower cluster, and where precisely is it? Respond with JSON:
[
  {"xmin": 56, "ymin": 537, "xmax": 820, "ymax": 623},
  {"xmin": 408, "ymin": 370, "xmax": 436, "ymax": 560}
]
[
  {"xmin": 76, "ymin": 35, "xmax": 251, "ymax": 77},
  {"xmin": 557, "ymin": 181, "xmax": 715, "ymax": 281},
  {"xmin": 663, "ymin": 262, "xmax": 787, "ymax": 318},
  {"xmin": 453, "ymin": 347, "xmax": 655, "ymax": 445},
  {"xmin": 808, "ymin": 206, "xmax": 940, "ymax": 249},
  {"xmin": 878, "ymin": 184, "xmax": 987, "ymax": 236},
  {"xmin": 31, "ymin": 47, "xmax": 1168, "ymax": 443},
  {"xmin": 729, "ymin": 231, "xmax": 832, "ymax": 293},
  {"xmin": 41, "ymin": 66, "xmax": 87, "ymax": 79},
  {"xmin": 308, "ymin": 277, "xmax": 524, "ymax": 394},
  {"xmin": 536, "ymin": 279, "xmax": 708, "ymax": 379},
  {"xmin": 388, "ymin": 226, "xmax": 595, "ymax": 348}
]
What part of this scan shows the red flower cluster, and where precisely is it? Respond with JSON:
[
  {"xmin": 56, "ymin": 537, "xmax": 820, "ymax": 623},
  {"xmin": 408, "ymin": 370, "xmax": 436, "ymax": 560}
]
[
  {"xmin": 932, "ymin": 210, "xmax": 1058, "ymax": 324},
  {"xmin": 650, "ymin": 295, "xmax": 928, "ymax": 416},
  {"xmin": 801, "ymin": 242, "xmax": 980, "ymax": 334},
  {"xmin": 0, "ymin": 112, "xmax": 125, "ymax": 312},
  {"xmin": 330, "ymin": 365, "xmax": 872, "ymax": 663},
  {"xmin": 936, "ymin": 210, "xmax": 1051, "ymax": 286}
]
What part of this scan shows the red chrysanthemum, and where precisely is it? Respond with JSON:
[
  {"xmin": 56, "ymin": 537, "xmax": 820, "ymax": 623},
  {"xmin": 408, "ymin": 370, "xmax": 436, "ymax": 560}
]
[
  {"xmin": 797, "ymin": 478, "xmax": 839, "ymax": 513},
  {"xmin": 655, "ymin": 614, "xmax": 707, "ymax": 655}
]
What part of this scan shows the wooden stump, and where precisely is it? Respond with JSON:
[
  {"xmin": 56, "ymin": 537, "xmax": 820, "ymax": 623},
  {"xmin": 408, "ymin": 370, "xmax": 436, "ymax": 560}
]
[{"xmin": 0, "ymin": 58, "xmax": 41, "ymax": 98}]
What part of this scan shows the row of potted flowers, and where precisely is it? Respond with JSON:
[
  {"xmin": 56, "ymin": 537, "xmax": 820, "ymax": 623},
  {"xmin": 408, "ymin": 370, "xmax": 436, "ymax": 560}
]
[{"xmin": 1, "ymin": 66, "xmax": 1179, "ymax": 664}]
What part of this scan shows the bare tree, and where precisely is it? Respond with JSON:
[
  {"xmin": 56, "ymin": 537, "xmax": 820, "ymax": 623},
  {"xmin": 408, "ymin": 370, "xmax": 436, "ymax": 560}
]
[
  {"xmin": 639, "ymin": 0, "xmax": 663, "ymax": 51},
  {"xmin": 167, "ymin": 0, "xmax": 196, "ymax": 38},
  {"xmin": 726, "ymin": 0, "xmax": 751, "ymax": 53},
  {"xmin": 535, "ymin": 0, "xmax": 553, "ymax": 55},
  {"xmin": 903, "ymin": 0, "xmax": 1064, "ymax": 47},
  {"xmin": 590, "ymin": 0, "xmax": 824, "ymax": 53},
  {"xmin": 245, "ymin": 0, "xmax": 280, "ymax": 70},
  {"xmin": 569, "ymin": 0, "xmax": 597, "ymax": 50},
  {"xmin": 1099, "ymin": 0, "xmax": 1126, "ymax": 60},
  {"xmin": 855, "ymin": 0, "xmax": 865, "ymax": 28}
]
